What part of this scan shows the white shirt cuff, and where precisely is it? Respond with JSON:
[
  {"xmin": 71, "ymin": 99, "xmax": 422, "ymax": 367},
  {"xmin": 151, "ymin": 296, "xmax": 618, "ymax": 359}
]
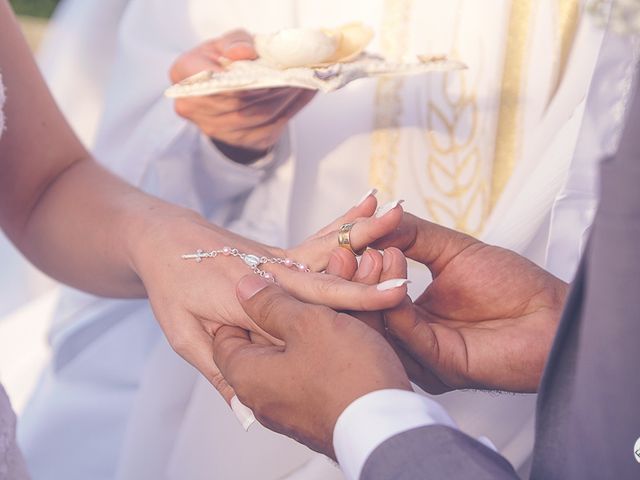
[{"xmin": 332, "ymin": 389, "xmax": 457, "ymax": 480}]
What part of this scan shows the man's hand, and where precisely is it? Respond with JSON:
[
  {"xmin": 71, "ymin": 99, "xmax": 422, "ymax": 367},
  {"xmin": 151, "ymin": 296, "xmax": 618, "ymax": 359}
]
[
  {"xmin": 170, "ymin": 29, "xmax": 316, "ymax": 163},
  {"xmin": 330, "ymin": 214, "xmax": 569, "ymax": 394},
  {"xmin": 211, "ymin": 275, "xmax": 411, "ymax": 458}
]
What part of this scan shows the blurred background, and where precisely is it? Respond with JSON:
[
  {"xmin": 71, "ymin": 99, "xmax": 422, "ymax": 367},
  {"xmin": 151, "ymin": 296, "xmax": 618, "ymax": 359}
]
[{"xmin": 10, "ymin": 0, "xmax": 60, "ymax": 50}]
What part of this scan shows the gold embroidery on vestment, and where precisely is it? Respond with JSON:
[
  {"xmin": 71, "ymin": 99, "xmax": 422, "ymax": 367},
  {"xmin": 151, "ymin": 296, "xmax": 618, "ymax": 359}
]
[{"xmin": 369, "ymin": 0, "xmax": 413, "ymax": 201}]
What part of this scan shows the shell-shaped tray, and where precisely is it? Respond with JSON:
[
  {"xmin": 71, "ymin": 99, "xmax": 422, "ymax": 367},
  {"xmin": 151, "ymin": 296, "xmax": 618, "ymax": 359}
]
[{"xmin": 165, "ymin": 54, "xmax": 466, "ymax": 98}]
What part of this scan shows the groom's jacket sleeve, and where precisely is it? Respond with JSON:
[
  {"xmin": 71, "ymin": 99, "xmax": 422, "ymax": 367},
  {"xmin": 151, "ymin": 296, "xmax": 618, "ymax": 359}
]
[{"xmin": 360, "ymin": 425, "xmax": 518, "ymax": 480}]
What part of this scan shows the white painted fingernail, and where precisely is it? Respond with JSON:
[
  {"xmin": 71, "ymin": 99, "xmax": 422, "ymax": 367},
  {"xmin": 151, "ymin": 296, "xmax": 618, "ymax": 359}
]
[
  {"xmin": 231, "ymin": 395, "xmax": 256, "ymax": 431},
  {"xmin": 376, "ymin": 278, "xmax": 411, "ymax": 291},
  {"xmin": 357, "ymin": 188, "xmax": 378, "ymax": 206},
  {"xmin": 375, "ymin": 199, "xmax": 405, "ymax": 218}
]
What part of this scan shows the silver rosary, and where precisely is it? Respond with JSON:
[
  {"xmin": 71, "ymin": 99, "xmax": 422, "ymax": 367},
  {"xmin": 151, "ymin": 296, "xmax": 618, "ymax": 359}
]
[{"xmin": 182, "ymin": 246, "xmax": 309, "ymax": 282}]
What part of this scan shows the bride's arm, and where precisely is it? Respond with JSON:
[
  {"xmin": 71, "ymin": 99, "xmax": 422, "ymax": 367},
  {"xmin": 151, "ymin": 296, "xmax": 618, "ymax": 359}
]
[
  {"xmin": 0, "ymin": 2, "xmax": 409, "ymax": 398},
  {"xmin": 0, "ymin": 3, "xmax": 171, "ymax": 296}
]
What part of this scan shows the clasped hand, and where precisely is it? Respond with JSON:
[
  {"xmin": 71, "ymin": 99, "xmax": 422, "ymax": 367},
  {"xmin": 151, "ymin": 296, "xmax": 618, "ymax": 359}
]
[
  {"xmin": 212, "ymin": 213, "xmax": 569, "ymax": 457},
  {"xmin": 133, "ymin": 194, "xmax": 408, "ymax": 402}
]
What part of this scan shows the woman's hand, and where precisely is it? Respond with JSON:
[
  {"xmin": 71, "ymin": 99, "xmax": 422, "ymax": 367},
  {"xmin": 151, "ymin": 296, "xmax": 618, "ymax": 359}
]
[{"xmin": 128, "ymin": 193, "xmax": 409, "ymax": 400}]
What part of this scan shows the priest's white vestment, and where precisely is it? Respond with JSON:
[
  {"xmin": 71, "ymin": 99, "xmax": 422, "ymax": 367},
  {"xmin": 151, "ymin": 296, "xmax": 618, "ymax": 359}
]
[{"xmin": 16, "ymin": 1, "xmax": 634, "ymax": 479}]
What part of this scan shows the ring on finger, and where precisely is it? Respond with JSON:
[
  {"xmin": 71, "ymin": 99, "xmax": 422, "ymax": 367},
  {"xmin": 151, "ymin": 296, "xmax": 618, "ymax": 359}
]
[{"xmin": 338, "ymin": 223, "xmax": 365, "ymax": 256}]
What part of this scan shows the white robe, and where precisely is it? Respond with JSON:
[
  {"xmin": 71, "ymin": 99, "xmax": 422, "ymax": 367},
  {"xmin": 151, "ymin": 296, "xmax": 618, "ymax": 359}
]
[{"xmin": 13, "ymin": 1, "xmax": 634, "ymax": 479}]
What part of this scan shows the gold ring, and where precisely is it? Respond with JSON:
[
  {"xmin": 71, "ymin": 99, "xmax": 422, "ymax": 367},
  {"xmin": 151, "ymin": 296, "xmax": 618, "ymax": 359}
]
[{"xmin": 338, "ymin": 223, "xmax": 364, "ymax": 256}]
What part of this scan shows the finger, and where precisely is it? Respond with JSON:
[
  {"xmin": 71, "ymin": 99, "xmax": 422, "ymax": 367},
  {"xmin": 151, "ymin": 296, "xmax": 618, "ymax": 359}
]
[
  {"xmin": 372, "ymin": 213, "xmax": 479, "ymax": 277},
  {"xmin": 195, "ymin": 87, "xmax": 297, "ymax": 118},
  {"xmin": 291, "ymin": 200, "xmax": 404, "ymax": 271},
  {"xmin": 325, "ymin": 248, "xmax": 358, "ymax": 279},
  {"xmin": 249, "ymin": 331, "xmax": 276, "ymax": 346},
  {"xmin": 375, "ymin": 249, "xmax": 452, "ymax": 393},
  {"xmin": 353, "ymin": 249, "xmax": 383, "ymax": 284},
  {"xmin": 232, "ymin": 88, "xmax": 315, "ymax": 130},
  {"xmin": 379, "ymin": 247, "xmax": 408, "ymax": 283},
  {"xmin": 214, "ymin": 88, "xmax": 310, "ymax": 129},
  {"xmin": 165, "ymin": 312, "xmax": 236, "ymax": 402},
  {"xmin": 349, "ymin": 249, "xmax": 386, "ymax": 334},
  {"xmin": 383, "ymin": 298, "xmax": 442, "ymax": 376},
  {"xmin": 275, "ymin": 268, "xmax": 409, "ymax": 312},
  {"xmin": 382, "ymin": 301, "xmax": 454, "ymax": 394},
  {"xmin": 311, "ymin": 189, "xmax": 379, "ymax": 239},
  {"xmin": 203, "ymin": 89, "xmax": 315, "ymax": 150},
  {"xmin": 214, "ymin": 29, "xmax": 257, "ymax": 61},
  {"xmin": 170, "ymin": 41, "xmax": 225, "ymax": 83},
  {"xmin": 236, "ymin": 274, "xmax": 325, "ymax": 341},
  {"xmin": 211, "ymin": 324, "xmax": 253, "ymax": 385},
  {"xmin": 390, "ymin": 341, "xmax": 452, "ymax": 395}
]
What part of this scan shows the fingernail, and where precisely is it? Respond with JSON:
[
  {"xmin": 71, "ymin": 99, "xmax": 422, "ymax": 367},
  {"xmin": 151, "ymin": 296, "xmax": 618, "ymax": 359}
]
[
  {"xmin": 376, "ymin": 278, "xmax": 410, "ymax": 291},
  {"xmin": 358, "ymin": 251, "xmax": 374, "ymax": 278},
  {"xmin": 375, "ymin": 199, "xmax": 405, "ymax": 218},
  {"xmin": 231, "ymin": 395, "xmax": 256, "ymax": 431},
  {"xmin": 237, "ymin": 275, "xmax": 269, "ymax": 301},
  {"xmin": 356, "ymin": 188, "xmax": 378, "ymax": 207}
]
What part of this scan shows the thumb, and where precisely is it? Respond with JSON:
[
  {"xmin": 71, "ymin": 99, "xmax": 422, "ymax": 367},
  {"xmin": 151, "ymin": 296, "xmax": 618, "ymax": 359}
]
[
  {"xmin": 236, "ymin": 275, "xmax": 316, "ymax": 341},
  {"xmin": 373, "ymin": 213, "xmax": 478, "ymax": 277},
  {"xmin": 216, "ymin": 29, "xmax": 257, "ymax": 61}
]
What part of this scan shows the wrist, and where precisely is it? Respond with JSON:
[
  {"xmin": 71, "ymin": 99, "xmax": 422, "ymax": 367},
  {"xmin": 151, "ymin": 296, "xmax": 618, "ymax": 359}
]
[{"xmin": 122, "ymin": 199, "xmax": 217, "ymax": 283}]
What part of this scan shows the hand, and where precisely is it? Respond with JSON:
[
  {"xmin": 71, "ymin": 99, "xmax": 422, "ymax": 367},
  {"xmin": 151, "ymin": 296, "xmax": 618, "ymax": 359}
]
[
  {"xmin": 332, "ymin": 214, "xmax": 569, "ymax": 394},
  {"xmin": 211, "ymin": 275, "xmax": 411, "ymax": 457},
  {"xmin": 130, "ymin": 194, "xmax": 409, "ymax": 401},
  {"xmin": 170, "ymin": 29, "xmax": 316, "ymax": 163}
]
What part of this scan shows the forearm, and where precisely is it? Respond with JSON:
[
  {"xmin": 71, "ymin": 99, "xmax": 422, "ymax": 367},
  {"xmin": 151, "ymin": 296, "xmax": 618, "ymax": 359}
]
[
  {"xmin": 0, "ymin": 2, "xmax": 205, "ymax": 297},
  {"xmin": 15, "ymin": 157, "xmax": 203, "ymax": 297}
]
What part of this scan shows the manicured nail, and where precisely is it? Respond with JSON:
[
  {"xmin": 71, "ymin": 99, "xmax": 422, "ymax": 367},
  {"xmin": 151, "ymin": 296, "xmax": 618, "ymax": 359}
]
[
  {"xmin": 358, "ymin": 251, "xmax": 374, "ymax": 278},
  {"xmin": 237, "ymin": 275, "xmax": 269, "ymax": 301},
  {"xmin": 231, "ymin": 395, "xmax": 256, "ymax": 431},
  {"xmin": 356, "ymin": 188, "xmax": 378, "ymax": 207},
  {"xmin": 375, "ymin": 199, "xmax": 405, "ymax": 218},
  {"xmin": 376, "ymin": 278, "xmax": 411, "ymax": 291}
]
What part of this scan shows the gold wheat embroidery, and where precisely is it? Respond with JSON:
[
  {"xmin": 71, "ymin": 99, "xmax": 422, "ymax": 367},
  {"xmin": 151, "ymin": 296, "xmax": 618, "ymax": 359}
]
[
  {"xmin": 421, "ymin": 63, "xmax": 489, "ymax": 236},
  {"xmin": 369, "ymin": 0, "xmax": 413, "ymax": 202}
]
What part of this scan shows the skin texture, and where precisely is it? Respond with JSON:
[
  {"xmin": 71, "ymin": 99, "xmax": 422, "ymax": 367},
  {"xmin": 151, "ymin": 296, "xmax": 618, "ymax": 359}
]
[
  {"xmin": 0, "ymin": 2, "xmax": 408, "ymax": 402},
  {"xmin": 170, "ymin": 29, "xmax": 316, "ymax": 163},
  {"xmin": 212, "ymin": 275, "xmax": 411, "ymax": 458},
  {"xmin": 344, "ymin": 214, "xmax": 570, "ymax": 393},
  {"xmin": 210, "ymin": 218, "xmax": 568, "ymax": 458}
]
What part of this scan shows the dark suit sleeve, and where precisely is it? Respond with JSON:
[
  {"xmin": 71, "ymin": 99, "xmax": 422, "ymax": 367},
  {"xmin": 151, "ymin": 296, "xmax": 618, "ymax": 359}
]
[{"xmin": 361, "ymin": 425, "xmax": 519, "ymax": 480}]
